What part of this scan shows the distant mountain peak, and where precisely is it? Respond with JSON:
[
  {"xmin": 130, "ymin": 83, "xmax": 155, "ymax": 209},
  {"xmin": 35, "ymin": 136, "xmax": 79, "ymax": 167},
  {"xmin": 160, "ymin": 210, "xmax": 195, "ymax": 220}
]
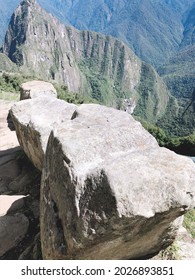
[
  {"xmin": 21, "ymin": 0, "xmax": 36, "ymax": 5},
  {"xmin": 2, "ymin": 0, "xmax": 41, "ymax": 65},
  {"xmin": 20, "ymin": 0, "xmax": 39, "ymax": 9},
  {"xmin": 0, "ymin": 0, "xmax": 195, "ymax": 65}
]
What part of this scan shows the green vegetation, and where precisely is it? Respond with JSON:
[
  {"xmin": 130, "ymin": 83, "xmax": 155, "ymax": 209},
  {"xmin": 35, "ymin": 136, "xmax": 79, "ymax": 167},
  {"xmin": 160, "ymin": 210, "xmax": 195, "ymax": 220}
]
[
  {"xmin": 0, "ymin": 72, "xmax": 22, "ymax": 101},
  {"xmin": 0, "ymin": 72, "xmax": 35, "ymax": 92},
  {"xmin": 140, "ymin": 121, "xmax": 168, "ymax": 146},
  {"xmin": 183, "ymin": 209, "xmax": 195, "ymax": 238},
  {"xmin": 157, "ymin": 97, "xmax": 195, "ymax": 137},
  {"xmin": 160, "ymin": 243, "xmax": 181, "ymax": 260},
  {"xmin": 43, "ymin": 0, "xmax": 195, "ymax": 66},
  {"xmin": 1, "ymin": 0, "xmax": 194, "ymax": 67},
  {"xmin": 161, "ymin": 74, "xmax": 195, "ymax": 99},
  {"xmin": 0, "ymin": 90, "xmax": 19, "ymax": 101},
  {"xmin": 78, "ymin": 59, "xmax": 130, "ymax": 107},
  {"xmin": 140, "ymin": 120, "xmax": 195, "ymax": 155},
  {"xmin": 0, "ymin": 73, "xmax": 23, "ymax": 92},
  {"xmin": 133, "ymin": 63, "xmax": 168, "ymax": 123},
  {"xmin": 55, "ymin": 84, "xmax": 82, "ymax": 104},
  {"xmin": 156, "ymin": 3, "xmax": 195, "ymax": 138},
  {"xmin": 54, "ymin": 84, "xmax": 85, "ymax": 104},
  {"xmin": 167, "ymin": 134, "xmax": 195, "ymax": 156},
  {"xmin": 159, "ymin": 209, "xmax": 195, "ymax": 259}
]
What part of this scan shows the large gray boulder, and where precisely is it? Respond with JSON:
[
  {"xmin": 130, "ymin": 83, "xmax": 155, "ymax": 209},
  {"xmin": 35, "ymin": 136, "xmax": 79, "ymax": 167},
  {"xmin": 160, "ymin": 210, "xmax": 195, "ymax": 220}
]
[
  {"xmin": 20, "ymin": 80, "xmax": 57, "ymax": 100},
  {"xmin": 10, "ymin": 97, "xmax": 77, "ymax": 170},
  {"xmin": 40, "ymin": 104, "xmax": 195, "ymax": 259}
]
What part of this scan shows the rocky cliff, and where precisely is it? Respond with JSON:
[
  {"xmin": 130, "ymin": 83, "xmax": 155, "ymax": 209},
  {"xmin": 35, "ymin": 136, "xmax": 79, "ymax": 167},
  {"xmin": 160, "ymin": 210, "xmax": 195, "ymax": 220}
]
[
  {"xmin": 2, "ymin": 0, "xmax": 83, "ymax": 94},
  {"xmin": 2, "ymin": 0, "xmax": 169, "ymax": 122},
  {"xmin": 0, "ymin": 54, "xmax": 18, "ymax": 72},
  {"xmin": 9, "ymin": 80, "xmax": 195, "ymax": 260}
]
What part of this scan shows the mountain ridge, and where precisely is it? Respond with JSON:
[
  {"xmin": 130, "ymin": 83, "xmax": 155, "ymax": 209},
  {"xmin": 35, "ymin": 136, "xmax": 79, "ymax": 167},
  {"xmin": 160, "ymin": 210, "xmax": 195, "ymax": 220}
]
[
  {"xmin": 157, "ymin": 3, "xmax": 195, "ymax": 136},
  {"xmin": 0, "ymin": 0, "xmax": 195, "ymax": 66},
  {"xmin": 1, "ymin": 0, "xmax": 170, "ymax": 123}
]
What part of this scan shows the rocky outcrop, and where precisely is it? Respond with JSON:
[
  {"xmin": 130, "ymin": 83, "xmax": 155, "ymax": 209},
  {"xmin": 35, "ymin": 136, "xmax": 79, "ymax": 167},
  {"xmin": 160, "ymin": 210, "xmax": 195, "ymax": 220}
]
[
  {"xmin": 20, "ymin": 80, "xmax": 57, "ymax": 100},
  {"xmin": 9, "ymin": 88, "xmax": 195, "ymax": 259},
  {"xmin": 0, "ymin": 53, "xmax": 18, "ymax": 72},
  {"xmin": 10, "ymin": 95, "xmax": 77, "ymax": 171},
  {"xmin": 40, "ymin": 104, "xmax": 195, "ymax": 260},
  {"xmin": 175, "ymin": 226, "xmax": 195, "ymax": 259}
]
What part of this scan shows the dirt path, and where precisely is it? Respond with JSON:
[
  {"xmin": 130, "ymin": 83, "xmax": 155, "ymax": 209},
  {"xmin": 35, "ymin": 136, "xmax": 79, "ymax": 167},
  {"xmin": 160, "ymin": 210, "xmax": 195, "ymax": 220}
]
[
  {"xmin": 0, "ymin": 100, "xmax": 19, "ymax": 150},
  {"xmin": 0, "ymin": 99, "xmax": 22, "ymax": 215}
]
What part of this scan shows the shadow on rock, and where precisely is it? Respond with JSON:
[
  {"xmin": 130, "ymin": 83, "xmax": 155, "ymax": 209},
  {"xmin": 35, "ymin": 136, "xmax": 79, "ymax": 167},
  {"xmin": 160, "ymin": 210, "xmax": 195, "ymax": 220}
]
[{"xmin": 0, "ymin": 148, "xmax": 41, "ymax": 260}]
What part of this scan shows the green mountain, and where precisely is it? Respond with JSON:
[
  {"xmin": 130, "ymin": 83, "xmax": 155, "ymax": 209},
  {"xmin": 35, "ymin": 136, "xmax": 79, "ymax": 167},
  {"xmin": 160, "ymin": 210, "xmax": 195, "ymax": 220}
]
[
  {"xmin": 34, "ymin": 0, "xmax": 195, "ymax": 67},
  {"xmin": 157, "ymin": 4, "xmax": 195, "ymax": 136},
  {"xmin": 64, "ymin": 0, "xmax": 195, "ymax": 66},
  {"xmin": 0, "ymin": 0, "xmax": 195, "ymax": 67},
  {"xmin": 1, "ymin": 0, "xmax": 170, "ymax": 124},
  {"xmin": 1, "ymin": 0, "xmax": 194, "ymax": 138},
  {"xmin": 181, "ymin": 4, "xmax": 195, "ymax": 48},
  {"xmin": 159, "ymin": 3, "xmax": 195, "ymax": 96}
]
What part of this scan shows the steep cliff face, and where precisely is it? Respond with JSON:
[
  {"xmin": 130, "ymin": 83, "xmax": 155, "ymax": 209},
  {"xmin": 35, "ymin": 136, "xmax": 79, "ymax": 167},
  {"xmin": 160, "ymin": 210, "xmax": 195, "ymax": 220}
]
[
  {"xmin": 180, "ymin": 4, "xmax": 195, "ymax": 49},
  {"xmin": 2, "ymin": 0, "xmax": 83, "ymax": 94},
  {"xmin": 66, "ymin": 27, "xmax": 142, "ymax": 106},
  {"xmin": 2, "ymin": 0, "xmax": 169, "ymax": 121},
  {"xmin": 0, "ymin": 53, "xmax": 18, "ymax": 72}
]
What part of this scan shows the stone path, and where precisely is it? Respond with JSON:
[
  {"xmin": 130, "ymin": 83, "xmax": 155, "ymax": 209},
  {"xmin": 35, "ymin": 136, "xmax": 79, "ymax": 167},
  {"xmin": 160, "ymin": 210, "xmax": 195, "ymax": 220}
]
[
  {"xmin": 0, "ymin": 100, "xmax": 19, "ymax": 150},
  {"xmin": 0, "ymin": 99, "xmax": 22, "ymax": 213}
]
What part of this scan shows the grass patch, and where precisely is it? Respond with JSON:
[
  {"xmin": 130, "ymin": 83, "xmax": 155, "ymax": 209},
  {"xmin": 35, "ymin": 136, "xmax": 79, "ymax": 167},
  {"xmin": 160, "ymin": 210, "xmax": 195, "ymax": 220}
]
[
  {"xmin": 183, "ymin": 209, "xmax": 195, "ymax": 238},
  {"xmin": 0, "ymin": 90, "xmax": 19, "ymax": 101},
  {"xmin": 160, "ymin": 242, "xmax": 181, "ymax": 260}
]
